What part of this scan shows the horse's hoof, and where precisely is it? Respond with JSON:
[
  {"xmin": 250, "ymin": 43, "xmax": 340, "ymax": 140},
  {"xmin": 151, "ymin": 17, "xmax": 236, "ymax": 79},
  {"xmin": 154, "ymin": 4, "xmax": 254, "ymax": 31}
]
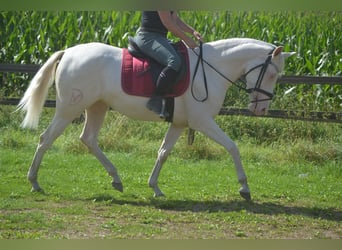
[
  {"xmin": 154, "ymin": 192, "xmax": 165, "ymax": 198},
  {"xmin": 112, "ymin": 182, "xmax": 123, "ymax": 192},
  {"xmin": 30, "ymin": 183, "xmax": 43, "ymax": 193},
  {"xmin": 239, "ymin": 191, "xmax": 251, "ymax": 201},
  {"xmin": 31, "ymin": 187, "xmax": 44, "ymax": 193}
]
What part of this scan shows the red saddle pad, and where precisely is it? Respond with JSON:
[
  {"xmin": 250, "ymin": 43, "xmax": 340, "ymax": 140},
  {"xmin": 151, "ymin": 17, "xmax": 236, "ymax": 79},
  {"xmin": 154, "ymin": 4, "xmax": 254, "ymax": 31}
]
[{"xmin": 121, "ymin": 42, "xmax": 190, "ymax": 98}]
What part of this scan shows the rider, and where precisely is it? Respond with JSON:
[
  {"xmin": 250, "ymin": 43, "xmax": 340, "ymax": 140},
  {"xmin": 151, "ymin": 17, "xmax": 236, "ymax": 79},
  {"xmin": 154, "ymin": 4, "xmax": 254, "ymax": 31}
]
[{"xmin": 133, "ymin": 11, "xmax": 204, "ymax": 118}]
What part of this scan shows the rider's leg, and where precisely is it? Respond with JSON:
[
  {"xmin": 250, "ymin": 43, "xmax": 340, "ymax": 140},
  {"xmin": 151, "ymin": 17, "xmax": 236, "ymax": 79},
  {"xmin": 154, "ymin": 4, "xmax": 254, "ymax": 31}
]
[
  {"xmin": 146, "ymin": 66, "xmax": 178, "ymax": 118},
  {"xmin": 134, "ymin": 32, "xmax": 182, "ymax": 118}
]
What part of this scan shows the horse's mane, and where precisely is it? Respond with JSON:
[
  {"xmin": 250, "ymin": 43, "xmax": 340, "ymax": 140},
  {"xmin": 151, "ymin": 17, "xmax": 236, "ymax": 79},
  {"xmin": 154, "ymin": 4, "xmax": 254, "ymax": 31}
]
[
  {"xmin": 206, "ymin": 38, "xmax": 276, "ymax": 59},
  {"xmin": 210, "ymin": 38, "xmax": 274, "ymax": 49}
]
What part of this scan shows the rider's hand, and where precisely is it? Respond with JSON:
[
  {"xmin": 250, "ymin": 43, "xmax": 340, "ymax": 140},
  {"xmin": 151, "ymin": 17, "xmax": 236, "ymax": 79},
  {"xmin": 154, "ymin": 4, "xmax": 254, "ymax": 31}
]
[
  {"xmin": 184, "ymin": 37, "xmax": 199, "ymax": 49},
  {"xmin": 193, "ymin": 31, "xmax": 204, "ymax": 42}
]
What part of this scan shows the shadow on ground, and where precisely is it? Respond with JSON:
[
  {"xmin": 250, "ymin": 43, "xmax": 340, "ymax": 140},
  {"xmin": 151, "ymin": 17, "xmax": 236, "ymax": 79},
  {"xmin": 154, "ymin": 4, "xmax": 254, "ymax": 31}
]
[{"xmin": 88, "ymin": 194, "xmax": 342, "ymax": 222}]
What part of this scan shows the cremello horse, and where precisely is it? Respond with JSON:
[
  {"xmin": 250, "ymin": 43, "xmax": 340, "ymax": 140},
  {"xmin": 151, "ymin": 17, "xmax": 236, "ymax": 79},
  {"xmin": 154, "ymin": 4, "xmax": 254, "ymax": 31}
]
[{"xmin": 17, "ymin": 38, "xmax": 294, "ymax": 200}]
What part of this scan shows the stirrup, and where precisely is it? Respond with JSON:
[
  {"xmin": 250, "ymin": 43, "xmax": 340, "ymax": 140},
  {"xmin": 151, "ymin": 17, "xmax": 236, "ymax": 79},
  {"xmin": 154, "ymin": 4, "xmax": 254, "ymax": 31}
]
[
  {"xmin": 146, "ymin": 96, "xmax": 169, "ymax": 119},
  {"xmin": 159, "ymin": 98, "xmax": 168, "ymax": 119}
]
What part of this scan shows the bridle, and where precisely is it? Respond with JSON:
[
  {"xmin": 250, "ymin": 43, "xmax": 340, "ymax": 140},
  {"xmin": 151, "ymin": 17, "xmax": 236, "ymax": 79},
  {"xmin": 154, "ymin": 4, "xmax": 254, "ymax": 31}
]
[
  {"xmin": 191, "ymin": 42, "xmax": 279, "ymax": 103},
  {"xmin": 242, "ymin": 50, "xmax": 279, "ymax": 102}
]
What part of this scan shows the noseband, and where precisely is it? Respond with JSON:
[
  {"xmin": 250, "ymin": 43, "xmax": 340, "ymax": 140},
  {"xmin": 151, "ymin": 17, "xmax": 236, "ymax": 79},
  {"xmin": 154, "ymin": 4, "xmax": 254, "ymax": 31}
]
[{"xmin": 191, "ymin": 43, "xmax": 279, "ymax": 104}]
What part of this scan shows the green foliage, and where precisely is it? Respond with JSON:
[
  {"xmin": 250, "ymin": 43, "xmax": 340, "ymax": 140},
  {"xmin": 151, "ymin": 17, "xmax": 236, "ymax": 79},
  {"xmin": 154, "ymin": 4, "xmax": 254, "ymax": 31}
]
[
  {"xmin": 0, "ymin": 11, "xmax": 341, "ymax": 111},
  {"xmin": 0, "ymin": 11, "xmax": 140, "ymax": 96},
  {"xmin": 1, "ymin": 106, "xmax": 341, "ymax": 161}
]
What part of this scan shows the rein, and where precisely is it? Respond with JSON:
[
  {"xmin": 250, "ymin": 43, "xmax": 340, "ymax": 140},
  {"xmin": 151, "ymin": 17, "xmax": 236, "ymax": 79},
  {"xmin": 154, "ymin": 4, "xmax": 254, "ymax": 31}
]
[
  {"xmin": 191, "ymin": 42, "xmax": 277, "ymax": 103},
  {"xmin": 191, "ymin": 42, "xmax": 208, "ymax": 102}
]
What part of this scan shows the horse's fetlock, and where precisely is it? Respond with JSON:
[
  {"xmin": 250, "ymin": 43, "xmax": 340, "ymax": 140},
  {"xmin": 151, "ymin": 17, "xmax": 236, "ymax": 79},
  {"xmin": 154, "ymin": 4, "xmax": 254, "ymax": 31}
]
[{"xmin": 238, "ymin": 175, "xmax": 247, "ymax": 184}]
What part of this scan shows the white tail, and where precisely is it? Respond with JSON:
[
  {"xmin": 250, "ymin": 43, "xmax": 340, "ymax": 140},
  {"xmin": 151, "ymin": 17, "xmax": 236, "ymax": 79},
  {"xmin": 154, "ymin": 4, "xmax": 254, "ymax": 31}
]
[{"xmin": 17, "ymin": 51, "xmax": 65, "ymax": 129}]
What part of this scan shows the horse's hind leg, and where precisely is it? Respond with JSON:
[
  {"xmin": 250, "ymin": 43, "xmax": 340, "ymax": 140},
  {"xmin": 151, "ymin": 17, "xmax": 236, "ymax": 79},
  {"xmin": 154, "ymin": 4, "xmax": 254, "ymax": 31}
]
[
  {"xmin": 28, "ymin": 115, "xmax": 72, "ymax": 192},
  {"xmin": 80, "ymin": 101, "xmax": 123, "ymax": 192}
]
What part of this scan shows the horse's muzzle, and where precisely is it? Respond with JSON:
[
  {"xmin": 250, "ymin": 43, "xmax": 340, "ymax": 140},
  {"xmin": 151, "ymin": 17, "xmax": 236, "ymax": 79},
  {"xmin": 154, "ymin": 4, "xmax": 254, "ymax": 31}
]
[{"xmin": 248, "ymin": 102, "xmax": 268, "ymax": 116}]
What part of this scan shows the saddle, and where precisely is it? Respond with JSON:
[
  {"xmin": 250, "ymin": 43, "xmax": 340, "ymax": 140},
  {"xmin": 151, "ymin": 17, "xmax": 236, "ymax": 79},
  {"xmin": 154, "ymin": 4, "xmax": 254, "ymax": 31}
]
[{"xmin": 121, "ymin": 37, "xmax": 190, "ymax": 98}]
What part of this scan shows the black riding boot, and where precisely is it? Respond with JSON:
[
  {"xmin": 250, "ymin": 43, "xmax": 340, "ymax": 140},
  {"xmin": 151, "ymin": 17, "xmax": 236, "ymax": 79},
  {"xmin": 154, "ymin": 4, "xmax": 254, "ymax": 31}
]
[{"xmin": 146, "ymin": 67, "xmax": 178, "ymax": 118}]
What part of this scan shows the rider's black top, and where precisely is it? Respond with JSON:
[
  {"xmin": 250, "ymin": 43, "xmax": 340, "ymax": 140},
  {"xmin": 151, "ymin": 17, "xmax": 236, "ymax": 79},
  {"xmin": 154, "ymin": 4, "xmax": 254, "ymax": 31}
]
[{"xmin": 140, "ymin": 11, "xmax": 172, "ymax": 36}]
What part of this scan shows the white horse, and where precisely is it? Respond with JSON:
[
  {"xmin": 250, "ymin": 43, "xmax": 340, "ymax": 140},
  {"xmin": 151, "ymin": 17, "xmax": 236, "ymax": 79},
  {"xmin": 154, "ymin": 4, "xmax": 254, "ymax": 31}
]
[{"xmin": 17, "ymin": 38, "xmax": 295, "ymax": 200}]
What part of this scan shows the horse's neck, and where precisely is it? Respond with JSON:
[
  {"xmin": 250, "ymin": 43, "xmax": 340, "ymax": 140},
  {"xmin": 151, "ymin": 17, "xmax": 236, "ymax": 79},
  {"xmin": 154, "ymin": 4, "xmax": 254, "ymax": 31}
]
[{"xmin": 205, "ymin": 39, "xmax": 273, "ymax": 80}]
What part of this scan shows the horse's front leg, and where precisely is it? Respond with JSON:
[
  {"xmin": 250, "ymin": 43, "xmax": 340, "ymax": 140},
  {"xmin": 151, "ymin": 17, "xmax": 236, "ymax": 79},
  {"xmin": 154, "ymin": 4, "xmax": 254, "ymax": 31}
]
[
  {"xmin": 149, "ymin": 124, "xmax": 184, "ymax": 197},
  {"xmin": 192, "ymin": 118, "xmax": 251, "ymax": 201}
]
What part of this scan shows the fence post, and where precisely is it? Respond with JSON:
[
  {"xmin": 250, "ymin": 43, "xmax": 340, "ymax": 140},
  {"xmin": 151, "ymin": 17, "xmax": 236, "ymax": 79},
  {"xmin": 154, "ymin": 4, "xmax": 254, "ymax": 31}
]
[{"xmin": 187, "ymin": 128, "xmax": 195, "ymax": 145}]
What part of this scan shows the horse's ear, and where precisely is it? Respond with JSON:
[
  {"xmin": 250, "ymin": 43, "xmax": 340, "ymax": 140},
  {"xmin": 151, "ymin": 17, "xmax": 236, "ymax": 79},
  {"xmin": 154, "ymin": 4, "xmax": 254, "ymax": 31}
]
[
  {"xmin": 283, "ymin": 51, "xmax": 296, "ymax": 59},
  {"xmin": 273, "ymin": 46, "xmax": 283, "ymax": 57}
]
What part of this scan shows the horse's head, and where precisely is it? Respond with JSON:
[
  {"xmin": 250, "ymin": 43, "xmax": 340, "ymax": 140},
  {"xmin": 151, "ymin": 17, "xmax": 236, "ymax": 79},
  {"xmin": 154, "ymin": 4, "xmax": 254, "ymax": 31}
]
[{"xmin": 243, "ymin": 46, "xmax": 295, "ymax": 116}]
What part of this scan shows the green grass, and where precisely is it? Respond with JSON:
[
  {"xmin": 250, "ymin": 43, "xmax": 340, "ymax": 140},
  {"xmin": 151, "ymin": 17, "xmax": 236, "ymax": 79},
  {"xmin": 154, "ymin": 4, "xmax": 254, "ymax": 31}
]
[
  {"xmin": 0, "ymin": 107, "xmax": 341, "ymax": 239},
  {"xmin": 0, "ymin": 148, "xmax": 340, "ymax": 239},
  {"xmin": 0, "ymin": 10, "xmax": 341, "ymax": 238}
]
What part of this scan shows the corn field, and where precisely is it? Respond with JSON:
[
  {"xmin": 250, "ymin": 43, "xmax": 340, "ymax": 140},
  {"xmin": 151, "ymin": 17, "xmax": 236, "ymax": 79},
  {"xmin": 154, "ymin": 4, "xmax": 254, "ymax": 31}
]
[{"xmin": 0, "ymin": 11, "xmax": 341, "ymax": 112}]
